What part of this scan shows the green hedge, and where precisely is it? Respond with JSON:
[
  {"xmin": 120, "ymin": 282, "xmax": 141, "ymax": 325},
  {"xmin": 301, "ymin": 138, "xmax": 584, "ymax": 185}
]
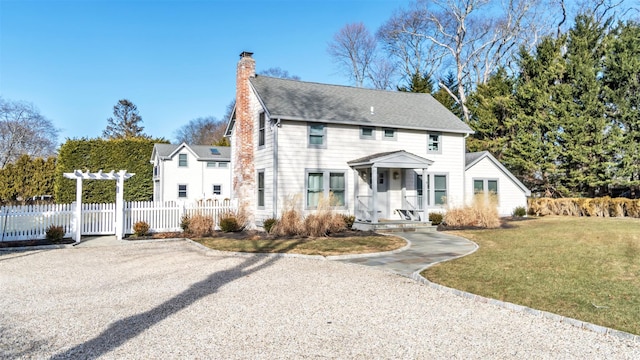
[
  {"xmin": 54, "ymin": 138, "xmax": 167, "ymax": 203},
  {"xmin": 528, "ymin": 197, "xmax": 640, "ymax": 218}
]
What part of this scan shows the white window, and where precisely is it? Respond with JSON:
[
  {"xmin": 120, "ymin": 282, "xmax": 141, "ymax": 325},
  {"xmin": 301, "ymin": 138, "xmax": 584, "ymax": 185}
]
[
  {"xmin": 178, "ymin": 184, "xmax": 187, "ymax": 198},
  {"xmin": 206, "ymin": 161, "xmax": 216, "ymax": 168},
  {"xmin": 308, "ymin": 123, "xmax": 326, "ymax": 148},
  {"xmin": 218, "ymin": 162, "xmax": 228, "ymax": 168},
  {"xmin": 178, "ymin": 153, "xmax": 188, "ymax": 167},
  {"xmin": 428, "ymin": 133, "xmax": 441, "ymax": 154},
  {"xmin": 360, "ymin": 126, "xmax": 375, "ymax": 139},
  {"xmin": 306, "ymin": 170, "xmax": 346, "ymax": 208},
  {"xmin": 212, "ymin": 184, "xmax": 222, "ymax": 195}
]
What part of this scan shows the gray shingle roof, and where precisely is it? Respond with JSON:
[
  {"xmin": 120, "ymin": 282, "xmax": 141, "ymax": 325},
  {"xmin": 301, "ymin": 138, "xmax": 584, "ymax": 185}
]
[
  {"xmin": 465, "ymin": 151, "xmax": 487, "ymax": 167},
  {"xmin": 250, "ymin": 76, "xmax": 473, "ymax": 134},
  {"xmin": 152, "ymin": 143, "xmax": 230, "ymax": 161}
]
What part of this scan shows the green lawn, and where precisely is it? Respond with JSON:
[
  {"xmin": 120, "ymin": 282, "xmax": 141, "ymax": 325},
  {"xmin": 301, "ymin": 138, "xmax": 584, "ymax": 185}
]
[
  {"xmin": 422, "ymin": 216, "xmax": 640, "ymax": 335},
  {"xmin": 194, "ymin": 234, "xmax": 406, "ymax": 256}
]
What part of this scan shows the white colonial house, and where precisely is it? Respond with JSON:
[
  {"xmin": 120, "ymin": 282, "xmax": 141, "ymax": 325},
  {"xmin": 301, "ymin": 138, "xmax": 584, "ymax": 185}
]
[
  {"xmin": 226, "ymin": 51, "xmax": 530, "ymax": 229},
  {"xmin": 150, "ymin": 143, "xmax": 231, "ymax": 203}
]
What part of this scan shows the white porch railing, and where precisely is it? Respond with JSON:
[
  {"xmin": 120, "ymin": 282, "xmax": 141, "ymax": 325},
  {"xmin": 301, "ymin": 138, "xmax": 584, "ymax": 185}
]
[
  {"xmin": 355, "ymin": 195, "xmax": 373, "ymax": 222},
  {"xmin": 0, "ymin": 200, "xmax": 237, "ymax": 242}
]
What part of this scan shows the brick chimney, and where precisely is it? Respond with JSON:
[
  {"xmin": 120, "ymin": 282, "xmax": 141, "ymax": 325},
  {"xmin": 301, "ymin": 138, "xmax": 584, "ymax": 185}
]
[{"xmin": 232, "ymin": 51, "xmax": 256, "ymax": 226}]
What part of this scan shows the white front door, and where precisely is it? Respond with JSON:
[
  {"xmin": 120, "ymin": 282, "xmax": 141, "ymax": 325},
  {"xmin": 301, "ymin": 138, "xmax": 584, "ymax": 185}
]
[{"xmin": 376, "ymin": 170, "xmax": 389, "ymax": 219}]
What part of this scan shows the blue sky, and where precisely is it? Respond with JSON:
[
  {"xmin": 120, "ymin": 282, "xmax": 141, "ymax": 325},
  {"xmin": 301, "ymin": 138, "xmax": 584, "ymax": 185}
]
[{"xmin": 1, "ymin": 0, "xmax": 409, "ymax": 143}]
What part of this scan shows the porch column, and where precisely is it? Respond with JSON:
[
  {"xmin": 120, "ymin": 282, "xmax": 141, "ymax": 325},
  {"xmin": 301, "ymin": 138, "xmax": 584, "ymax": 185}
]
[
  {"xmin": 371, "ymin": 166, "xmax": 378, "ymax": 223},
  {"xmin": 353, "ymin": 168, "xmax": 359, "ymax": 217},
  {"xmin": 74, "ymin": 176, "xmax": 82, "ymax": 243},
  {"xmin": 422, "ymin": 168, "xmax": 428, "ymax": 220},
  {"xmin": 115, "ymin": 170, "xmax": 125, "ymax": 240}
]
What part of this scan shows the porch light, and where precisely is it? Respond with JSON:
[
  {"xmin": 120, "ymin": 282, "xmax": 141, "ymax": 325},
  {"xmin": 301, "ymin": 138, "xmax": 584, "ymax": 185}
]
[{"xmin": 393, "ymin": 171, "xmax": 400, "ymax": 180}]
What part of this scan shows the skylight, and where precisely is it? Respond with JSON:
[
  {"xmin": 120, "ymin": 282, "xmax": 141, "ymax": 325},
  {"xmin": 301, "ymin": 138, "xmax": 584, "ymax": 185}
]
[{"xmin": 210, "ymin": 148, "xmax": 220, "ymax": 155}]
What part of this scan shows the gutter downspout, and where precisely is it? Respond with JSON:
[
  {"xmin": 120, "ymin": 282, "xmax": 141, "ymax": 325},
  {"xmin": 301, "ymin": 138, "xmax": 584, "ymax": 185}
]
[
  {"xmin": 272, "ymin": 118, "xmax": 281, "ymax": 218},
  {"xmin": 463, "ymin": 133, "xmax": 469, "ymax": 205}
]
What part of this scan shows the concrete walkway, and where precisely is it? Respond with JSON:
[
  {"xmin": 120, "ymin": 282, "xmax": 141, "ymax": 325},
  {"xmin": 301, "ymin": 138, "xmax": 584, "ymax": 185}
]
[{"xmin": 334, "ymin": 231, "xmax": 478, "ymax": 277}]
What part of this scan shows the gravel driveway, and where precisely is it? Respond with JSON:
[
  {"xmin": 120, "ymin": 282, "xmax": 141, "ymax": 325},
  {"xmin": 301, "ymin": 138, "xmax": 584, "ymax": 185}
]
[{"xmin": 1, "ymin": 240, "xmax": 638, "ymax": 359}]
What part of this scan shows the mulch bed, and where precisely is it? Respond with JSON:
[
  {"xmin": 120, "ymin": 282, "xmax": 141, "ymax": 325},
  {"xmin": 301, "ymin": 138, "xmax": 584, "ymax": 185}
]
[{"xmin": 0, "ymin": 238, "xmax": 76, "ymax": 248}]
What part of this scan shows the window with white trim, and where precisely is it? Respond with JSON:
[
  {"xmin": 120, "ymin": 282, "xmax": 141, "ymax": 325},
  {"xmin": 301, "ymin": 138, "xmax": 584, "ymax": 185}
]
[
  {"xmin": 178, "ymin": 153, "xmax": 188, "ymax": 167},
  {"xmin": 306, "ymin": 170, "xmax": 346, "ymax": 208},
  {"xmin": 212, "ymin": 184, "xmax": 222, "ymax": 195},
  {"xmin": 428, "ymin": 133, "xmax": 441, "ymax": 154},
  {"xmin": 206, "ymin": 161, "xmax": 216, "ymax": 168},
  {"xmin": 178, "ymin": 184, "xmax": 187, "ymax": 198}
]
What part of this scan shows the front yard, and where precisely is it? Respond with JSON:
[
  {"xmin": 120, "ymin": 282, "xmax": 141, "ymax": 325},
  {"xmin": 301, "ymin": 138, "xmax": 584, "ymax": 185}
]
[{"xmin": 423, "ymin": 216, "xmax": 640, "ymax": 335}]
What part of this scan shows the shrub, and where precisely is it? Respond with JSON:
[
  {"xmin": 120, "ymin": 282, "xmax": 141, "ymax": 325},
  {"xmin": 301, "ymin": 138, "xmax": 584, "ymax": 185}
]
[
  {"xmin": 528, "ymin": 197, "xmax": 640, "ymax": 218},
  {"xmin": 133, "ymin": 221, "xmax": 150, "ymax": 236},
  {"xmin": 512, "ymin": 206, "xmax": 527, "ymax": 217},
  {"xmin": 444, "ymin": 194, "xmax": 500, "ymax": 228},
  {"xmin": 219, "ymin": 213, "xmax": 240, "ymax": 232},
  {"xmin": 263, "ymin": 218, "xmax": 277, "ymax": 233},
  {"xmin": 45, "ymin": 225, "xmax": 65, "ymax": 241},
  {"xmin": 180, "ymin": 214, "xmax": 191, "ymax": 232},
  {"xmin": 428, "ymin": 212, "xmax": 443, "ymax": 225},
  {"xmin": 189, "ymin": 213, "xmax": 214, "ymax": 237},
  {"xmin": 271, "ymin": 195, "xmax": 305, "ymax": 236},
  {"xmin": 341, "ymin": 214, "xmax": 355, "ymax": 229}
]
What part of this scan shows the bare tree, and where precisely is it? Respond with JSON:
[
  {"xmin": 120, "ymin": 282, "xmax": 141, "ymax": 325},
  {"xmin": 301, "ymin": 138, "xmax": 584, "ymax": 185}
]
[
  {"xmin": 394, "ymin": 0, "xmax": 549, "ymax": 122},
  {"xmin": 174, "ymin": 116, "xmax": 227, "ymax": 145},
  {"xmin": 102, "ymin": 99, "xmax": 147, "ymax": 139},
  {"xmin": 259, "ymin": 67, "xmax": 301, "ymax": 80},
  {"xmin": 0, "ymin": 98, "xmax": 59, "ymax": 168},
  {"xmin": 327, "ymin": 22, "xmax": 377, "ymax": 87},
  {"xmin": 377, "ymin": 7, "xmax": 447, "ymax": 89}
]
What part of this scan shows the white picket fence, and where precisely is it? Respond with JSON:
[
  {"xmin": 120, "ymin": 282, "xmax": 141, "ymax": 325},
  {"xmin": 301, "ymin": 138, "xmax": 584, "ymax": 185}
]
[{"xmin": 0, "ymin": 200, "xmax": 237, "ymax": 241}]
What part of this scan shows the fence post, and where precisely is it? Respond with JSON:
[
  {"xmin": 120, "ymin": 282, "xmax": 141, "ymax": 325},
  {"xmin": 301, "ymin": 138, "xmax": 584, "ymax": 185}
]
[{"xmin": 74, "ymin": 177, "xmax": 82, "ymax": 243}]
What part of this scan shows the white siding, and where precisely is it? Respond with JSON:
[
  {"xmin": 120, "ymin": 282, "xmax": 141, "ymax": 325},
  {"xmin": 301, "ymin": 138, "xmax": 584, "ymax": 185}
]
[
  {"xmin": 465, "ymin": 157, "xmax": 528, "ymax": 216},
  {"xmin": 155, "ymin": 150, "xmax": 231, "ymax": 203},
  {"xmin": 274, "ymin": 121, "xmax": 467, "ymax": 218}
]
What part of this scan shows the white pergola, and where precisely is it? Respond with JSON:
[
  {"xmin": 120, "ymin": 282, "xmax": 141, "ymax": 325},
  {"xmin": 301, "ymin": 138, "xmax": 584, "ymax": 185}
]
[{"xmin": 63, "ymin": 170, "xmax": 135, "ymax": 242}]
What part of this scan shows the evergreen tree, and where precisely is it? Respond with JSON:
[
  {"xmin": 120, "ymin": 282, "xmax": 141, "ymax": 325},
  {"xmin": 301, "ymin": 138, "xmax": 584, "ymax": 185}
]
[
  {"xmin": 102, "ymin": 99, "xmax": 147, "ymax": 139},
  {"xmin": 466, "ymin": 68, "xmax": 516, "ymax": 158},
  {"xmin": 432, "ymin": 72, "xmax": 462, "ymax": 119},
  {"xmin": 398, "ymin": 71, "xmax": 434, "ymax": 93},
  {"xmin": 603, "ymin": 21, "xmax": 640, "ymax": 192},
  {"xmin": 506, "ymin": 37, "xmax": 567, "ymax": 197},
  {"xmin": 557, "ymin": 14, "xmax": 614, "ymax": 197}
]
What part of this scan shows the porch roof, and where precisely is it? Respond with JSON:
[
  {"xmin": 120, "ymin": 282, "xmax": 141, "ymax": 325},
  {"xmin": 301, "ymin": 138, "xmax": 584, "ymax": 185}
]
[{"xmin": 347, "ymin": 150, "xmax": 434, "ymax": 169}]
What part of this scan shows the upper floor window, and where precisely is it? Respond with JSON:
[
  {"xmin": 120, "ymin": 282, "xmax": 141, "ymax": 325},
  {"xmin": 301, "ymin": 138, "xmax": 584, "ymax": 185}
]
[
  {"xmin": 383, "ymin": 128, "xmax": 397, "ymax": 140},
  {"xmin": 153, "ymin": 166, "xmax": 158, "ymax": 176},
  {"xmin": 360, "ymin": 126, "xmax": 375, "ymax": 139},
  {"xmin": 206, "ymin": 161, "xmax": 216, "ymax": 168},
  {"xmin": 428, "ymin": 133, "xmax": 441, "ymax": 154},
  {"xmin": 308, "ymin": 123, "xmax": 326, "ymax": 148},
  {"xmin": 178, "ymin": 153, "xmax": 188, "ymax": 167},
  {"xmin": 258, "ymin": 112, "xmax": 266, "ymax": 147},
  {"xmin": 218, "ymin": 162, "xmax": 228, "ymax": 168}
]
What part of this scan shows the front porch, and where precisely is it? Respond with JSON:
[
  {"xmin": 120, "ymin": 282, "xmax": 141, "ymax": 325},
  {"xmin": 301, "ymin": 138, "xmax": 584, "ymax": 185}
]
[{"xmin": 348, "ymin": 150, "xmax": 435, "ymax": 231}]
